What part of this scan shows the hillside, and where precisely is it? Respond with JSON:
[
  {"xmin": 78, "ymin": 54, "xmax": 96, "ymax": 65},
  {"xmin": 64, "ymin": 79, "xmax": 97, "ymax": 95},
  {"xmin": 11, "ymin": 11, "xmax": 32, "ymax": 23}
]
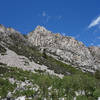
[{"xmin": 0, "ymin": 24, "xmax": 100, "ymax": 100}]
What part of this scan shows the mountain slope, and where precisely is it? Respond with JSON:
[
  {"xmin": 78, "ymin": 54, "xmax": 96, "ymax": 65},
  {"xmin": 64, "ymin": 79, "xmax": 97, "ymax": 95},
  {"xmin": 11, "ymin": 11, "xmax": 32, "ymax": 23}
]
[
  {"xmin": 0, "ymin": 25, "xmax": 82, "ymax": 76},
  {"xmin": 0, "ymin": 24, "xmax": 100, "ymax": 74},
  {"xmin": 0, "ymin": 63, "xmax": 100, "ymax": 100},
  {"xmin": 89, "ymin": 46, "xmax": 100, "ymax": 70},
  {"xmin": 0, "ymin": 25, "xmax": 100, "ymax": 99},
  {"xmin": 27, "ymin": 26, "xmax": 100, "ymax": 72}
]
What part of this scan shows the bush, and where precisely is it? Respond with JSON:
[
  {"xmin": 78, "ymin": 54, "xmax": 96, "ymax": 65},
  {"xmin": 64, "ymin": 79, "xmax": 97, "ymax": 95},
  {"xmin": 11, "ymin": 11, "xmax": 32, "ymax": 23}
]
[
  {"xmin": 76, "ymin": 95, "xmax": 88, "ymax": 100},
  {"xmin": 93, "ymin": 89, "xmax": 100, "ymax": 99},
  {"xmin": 0, "ymin": 78, "xmax": 15, "ymax": 98},
  {"xmin": 95, "ymin": 70, "xmax": 100, "ymax": 79}
]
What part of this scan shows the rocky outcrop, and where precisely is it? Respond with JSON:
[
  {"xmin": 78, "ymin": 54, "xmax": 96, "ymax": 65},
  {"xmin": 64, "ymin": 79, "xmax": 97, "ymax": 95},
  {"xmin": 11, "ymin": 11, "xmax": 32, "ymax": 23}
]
[
  {"xmin": 0, "ymin": 47, "xmax": 63, "ymax": 78},
  {"xmin": 27, "ymin": 26, "xmax": 99, "ymax": 71},
  {"xmin": 89, "ymin": 46, "xmax": 100, "ymax": 70},
  {"xmin": 0, "ymin": 24, "xmax": 26, "ymax": 46}
]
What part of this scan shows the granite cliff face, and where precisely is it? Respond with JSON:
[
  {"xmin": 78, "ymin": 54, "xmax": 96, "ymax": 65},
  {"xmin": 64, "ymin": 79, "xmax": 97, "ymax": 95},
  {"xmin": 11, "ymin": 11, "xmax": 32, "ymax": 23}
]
[{"xmin": 27, "ymin": 26, "xmax": 100, "ymax": 72}]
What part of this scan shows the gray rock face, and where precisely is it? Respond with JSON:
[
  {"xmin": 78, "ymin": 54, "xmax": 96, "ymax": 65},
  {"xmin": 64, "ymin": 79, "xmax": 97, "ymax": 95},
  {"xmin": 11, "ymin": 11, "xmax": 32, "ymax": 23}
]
[
  {"xmin": 89, "ymin": 46, "xmax": 100, "ymax": 70},
  {"xmin": 27, "ymin": 26, "xmax": 99, "ymax": 71},
  {"xmin": 0, "ymin": 25, "xmax": 100, "ymax": 72},
  {"xmin": 0, "ymin": 25, "xmax": 64, "ymax": 77},
  {"xmin": 0, "ymin": 24, "xmax": 26, "ymax": 46},
  {"xmin": 0, "ymin": 48, "xmax": 63, "ymax": 78}
]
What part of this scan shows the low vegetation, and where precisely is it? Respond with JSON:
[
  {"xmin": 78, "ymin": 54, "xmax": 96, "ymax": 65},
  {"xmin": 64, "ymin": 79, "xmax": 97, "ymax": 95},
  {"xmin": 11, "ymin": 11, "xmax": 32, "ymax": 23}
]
[
  {"xmin": 0, "ymin": 63, "xmax": 100, "ymax": 100},
  {"xmin": 0, "ymin": 45, "xmax": 6, "ymax": 55}
]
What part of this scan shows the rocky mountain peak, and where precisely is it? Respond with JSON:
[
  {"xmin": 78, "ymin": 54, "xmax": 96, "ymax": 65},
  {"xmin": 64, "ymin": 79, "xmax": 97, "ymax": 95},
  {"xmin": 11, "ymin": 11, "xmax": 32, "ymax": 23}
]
[
  {"xmin": 27, "ymin": 26, "xmax": 99, "ymax": 71},
  {"xmin": 35, "ymin": 25, "xmax": 47, "ymax": 32},
  {"xmin": 0, "ymin": 25, "xmax": 26, "ymax": 46},
  {"xmin": 32, "ymin": 25, "xmax": 52, "ymax": 36},
  {"xmin": 7, "ymin": 27, "xmax": 19, "ymax": 33},
  {"xmin": 0, "ymin": 24, "xmax": 19, "ymax": 34}
]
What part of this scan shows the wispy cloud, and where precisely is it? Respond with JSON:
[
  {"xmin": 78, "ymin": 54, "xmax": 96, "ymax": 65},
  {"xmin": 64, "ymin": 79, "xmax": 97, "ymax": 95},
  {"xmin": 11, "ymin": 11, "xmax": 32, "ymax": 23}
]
[
  {"xmin": 40, "ymin": 11, "xmax": 51, "ymax": 25},
  {"xmin": 38, "ymin": 11, "xmax": 63, "ymax": 25},
  {"xmin": 97, "ymin": 37, "xmax": 100, "ymax": 39},
  {"xmin": 88, "ymin": 16, "xmax": 100, "ymax": 28},
  {"xmin": 42, "ymin": 11, "xmax": 46, "ymax": 17},
  {"xmin": 46, "ymin": 16, "xmax": 51, "ymax": 23}
]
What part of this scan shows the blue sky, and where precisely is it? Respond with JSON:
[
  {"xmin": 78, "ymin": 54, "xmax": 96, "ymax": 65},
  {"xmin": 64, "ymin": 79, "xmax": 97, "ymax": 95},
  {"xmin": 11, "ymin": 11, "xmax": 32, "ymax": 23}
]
[{"xmin": 0, "ymin": 0, "xmax": 100, "ymax": 46}]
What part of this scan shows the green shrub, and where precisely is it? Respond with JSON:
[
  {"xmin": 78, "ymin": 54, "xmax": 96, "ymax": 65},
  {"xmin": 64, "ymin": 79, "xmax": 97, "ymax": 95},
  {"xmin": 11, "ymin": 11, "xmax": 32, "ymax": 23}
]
[
  {"xmin": 0, "ymin": 64, "xmax": 100, "ymax": 99},
  {"xmin": 0, "ymin": 78, "xmax": 15, "ymax": 98},
  {"xmin": 76, "ymin": 95, "xmax": 88, "ymax": 100},
  {"xmin": 93, "ymin": 89, "xmax": 100, "ymax": 99},
  {"xmin": 95, "ymin": 70, "xmax": 100, "ymax": 79}
]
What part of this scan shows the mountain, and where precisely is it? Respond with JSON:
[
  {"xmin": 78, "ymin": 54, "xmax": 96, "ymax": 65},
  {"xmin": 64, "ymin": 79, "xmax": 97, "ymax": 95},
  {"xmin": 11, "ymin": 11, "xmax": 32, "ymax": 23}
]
[
  {"xmin": 27, "ymin": 26, "xmax": 100, "ymax": 72},
  {"xmin": 0, "ymin": 24, "xmax": 64, "ymax": 77},
  {"xmin": 0, "ymin": 24, "xmax": 100, "ymax": 100}
]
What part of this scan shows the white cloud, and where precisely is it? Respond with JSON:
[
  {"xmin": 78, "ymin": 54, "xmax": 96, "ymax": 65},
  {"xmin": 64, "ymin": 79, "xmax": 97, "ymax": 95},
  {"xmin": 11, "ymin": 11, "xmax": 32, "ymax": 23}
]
[
  {"xmin": 40, "ymin": 11, "xmax": 63, "ymax": 25},
  {"xmin": 42, "ymin": 11, "xmax": 46, "ymax": 17},
  {"xmin": 88, "ymin": 16, "xmax": 100, "ymax": 28},
  {"xmin": 41, "ymin": 11, "xmax": 51, "ymax": 25},
  {"xmin": 97, "ymin": 37, "xmax": 100, "ymax": 39}
]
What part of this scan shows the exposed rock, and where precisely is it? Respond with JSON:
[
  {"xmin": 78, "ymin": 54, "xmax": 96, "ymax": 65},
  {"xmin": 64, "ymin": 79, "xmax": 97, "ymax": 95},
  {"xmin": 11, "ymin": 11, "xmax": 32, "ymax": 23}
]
[
  {"xmin": 0, "ymin": 24, "xmax": 7, "ymax": 33},
  {"xmin": 98, "ymin": 97, "xmax": 100, "ymax": 100},
  {"xmin": 89, "ymin": 46, "xmax": 100, "ymax": 70},
  {"xmin": 15, "ymin": 96, "xmax": 25, "ymax": 100},
  {"xmin": 0, "ymin": 48, "xmax": 63, "ymax": 78},
  {"xmin": 0, "ymin": 24, "xmax": 100, "ymax": 73},
  {"xmin": 8, "ymin": 78, "xmax": 15, "ymax": 84},
  {"xmin": 7, "ymin": 92, "xmax": 12, "ymax": 99},
  {"xmin": 0, "ymin": 25, "xmax": 27, "ymax": 47},
  {"xmin": 27, "ymin": 26, "xmax": 98, "ymax": 71},
  {"xmin": 0, "ymin": 24, "xmax": 19, "ymax": 33}
]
